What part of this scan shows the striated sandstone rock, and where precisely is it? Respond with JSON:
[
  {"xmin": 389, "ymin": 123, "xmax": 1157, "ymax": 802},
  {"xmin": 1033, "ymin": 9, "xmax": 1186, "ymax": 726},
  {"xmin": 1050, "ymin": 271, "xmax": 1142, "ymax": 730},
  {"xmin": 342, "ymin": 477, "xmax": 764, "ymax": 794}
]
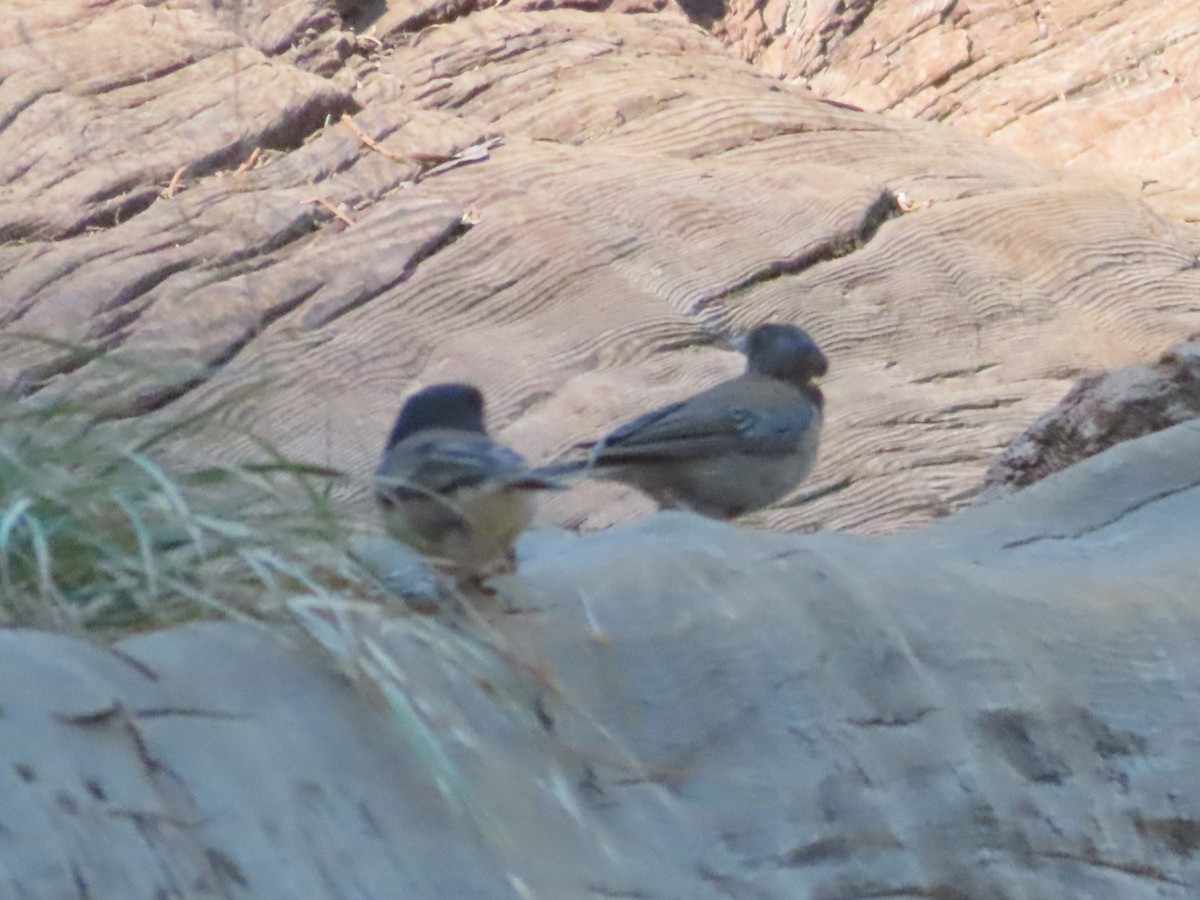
[
  {"xmin": 0, "ymin": 1, "xmax": 357, "ymax": 242},
  {"xmin": 3, "ymin": 0, "xmax": 1200, "ymax": 538},
  {"xmin": 716, "ymin": 0, "xmax": 1200, "ymax": 221}
]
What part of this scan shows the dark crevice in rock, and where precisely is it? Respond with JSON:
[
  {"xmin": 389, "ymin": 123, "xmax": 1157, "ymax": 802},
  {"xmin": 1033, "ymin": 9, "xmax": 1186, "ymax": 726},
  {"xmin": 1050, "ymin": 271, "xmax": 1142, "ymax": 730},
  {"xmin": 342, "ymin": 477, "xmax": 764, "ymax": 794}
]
[
  {"xmin": 849, "ymin": 706, "xmax": 936, "ymax": 728},
  {"xmin": 105, "ymin": 646, "xmax": 161, "ymax": 682},
  {"xmin": 1135, "ymin": 816, "xmax": 1200, "ymax": 858},
  {"xmin": 938, "ymin": 397, "xmax": 1021, "ymax": 414},
  {"xmin": 454, "ymin": 268, "xmax": 539, "ymax": 316},
  {"xmin": 1073, "ymin": 706, "xmax": 1148, "ymax": 759},
  {"xmin": 676, "ymin": 0, "xmax": 727, "ymax": 30},
  {"xmin": 1001, "ymin": 472, "xmax": 1200, "ymax": 550},
  {"xmin": 781, "ymin": 830, "xmax": 903, "ymax": 868},
  {"xmin": 0, "ymin": 87, "xmax": 44, "ymax": 137},
  {"xmin": 70, "ymin": 860, "xmax": 91, "ymax": 899},
  {"xmin": 583, "ymin": 884, "xmax": 659, "ymax": 899},
  {"xmin": 9, "ymin": 272, "xmax": 323, "ymax": 403},
  {"xmin": 979, "ymin": 709, "xmax": 1071, "ymax": 785},
  {"xmin": 64, "ymin": 189, "xmax": 162, "ymax": 239},
  {"xmin": 777, "ymin": 475, "xmax": 853, "ymax": 509},
  {"xmin": 801, "ymin": 0, "xmax": 880, "ymax": 72},
  {"xmin": 93, "ymin": 215, "xmax": 469, "ymax": 415},
  {"xmin": 92, "ymin": 260, "xmax": 195, "ymax": 322},
  {"xmin": 56, "ymin": 703, "xmax": 122, "ymax": 727},
  {"xmin": 653, "ymin": 332, "xmax": 726, "ymax": 354},
  {"xmin": 134, "ymin": 708, "xmax": 251, "ymax": 721},
  {"xmin": 87, "ymin": 56, "xmax": 204, "ymax": 99},
  {"xmin": 40, "ymin": 92, "xmax": 360, "ymax": 243},
  {"xmin": 372, "ymin": 0, "xmax": 491, "ymax": 41},
  {"xmin": 811, "ymin": 882, "xmax": 971, "ymax": 899},
  {"xmin": 908, "ymin": 451, "xmax": 985, "ymax": 468},
  {"xmin": 301, "ymin": 216, "xmax": 472, "ymax": 330},
  {"xmin": 2, "ymin": 344, "xmax": 104, "ymax": 398},
  {"xmin": 911, "ymin": 362, "xmax": 999, "ymax": 383},
  {"xmin": 885, "ymin": 46, "xmax": 974, "ymax": 113},
  {"xmin": 90, "ymin": 226, "xmax": 329, "ymax": 348},
  {"xmin": 689, "ymin": 189, "xmax": 901, "ymax": 317},
  {"xmin": 510, "ymin": 388, "xmax": 556, "ymax": 418},
  {"xmin": 102, "ymin": 281, "xmax": 326, "ymax": 418},
  {"xmin": 205, "ymin": 846, "xmax": 250, "ymax": 889},
  {"xmin": 1033, "ymin": 850, "xmax": 1187, "ymax": 887}
]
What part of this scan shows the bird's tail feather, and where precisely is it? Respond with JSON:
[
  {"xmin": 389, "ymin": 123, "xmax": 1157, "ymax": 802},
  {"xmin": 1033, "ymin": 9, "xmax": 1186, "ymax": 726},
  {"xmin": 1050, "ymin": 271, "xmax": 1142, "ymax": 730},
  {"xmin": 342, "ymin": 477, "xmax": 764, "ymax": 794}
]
[
  {"xmin": 504, "ymin": 474, "xmax": 568, "ymax": 491},
  {"xmin": 528, "ymin": 458, "xmax": 589, "ymax": 481}
]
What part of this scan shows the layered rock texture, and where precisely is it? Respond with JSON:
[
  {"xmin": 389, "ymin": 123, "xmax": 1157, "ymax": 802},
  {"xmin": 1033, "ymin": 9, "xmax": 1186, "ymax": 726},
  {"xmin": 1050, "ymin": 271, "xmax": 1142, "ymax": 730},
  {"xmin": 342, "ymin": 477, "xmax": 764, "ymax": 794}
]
[
  {"xmin": 720, "ymin": 0, "xmax": 1200, "ymax": 221},
  {"xmin": 3, "ymin": 0, "xmax": 1200, "ymax": 896},
  {"xmin": 3, "ymin": 0, "xmax": 1199, "ymax": 535}
]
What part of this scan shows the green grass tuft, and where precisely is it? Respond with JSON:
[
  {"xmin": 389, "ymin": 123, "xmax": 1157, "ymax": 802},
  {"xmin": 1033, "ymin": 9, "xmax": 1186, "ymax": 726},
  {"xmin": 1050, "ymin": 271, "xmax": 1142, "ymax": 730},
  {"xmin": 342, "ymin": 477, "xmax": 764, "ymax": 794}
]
[
  {"xmin": 0, "ymin": 374, "xmax": 379, "ymax": 634},
  {"xmin": 0, "ymin": 346, "xmax": 592, "ymax": 858}
]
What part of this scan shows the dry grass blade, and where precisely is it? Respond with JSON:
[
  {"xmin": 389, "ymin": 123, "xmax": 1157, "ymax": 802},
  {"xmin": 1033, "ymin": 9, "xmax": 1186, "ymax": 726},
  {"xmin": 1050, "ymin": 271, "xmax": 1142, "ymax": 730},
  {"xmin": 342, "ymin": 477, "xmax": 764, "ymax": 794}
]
[
  {"xmin": 0, "ymin": 335, "xmax": 614, "ymax": 876},
  {"xmin": 0, "ymin": 342, "xmax": 370, "ymax": 632}
]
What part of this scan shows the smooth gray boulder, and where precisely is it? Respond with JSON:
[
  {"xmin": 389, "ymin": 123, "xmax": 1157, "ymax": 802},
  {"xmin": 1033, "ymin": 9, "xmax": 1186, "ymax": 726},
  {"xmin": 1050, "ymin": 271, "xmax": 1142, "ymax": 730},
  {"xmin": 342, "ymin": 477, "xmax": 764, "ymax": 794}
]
[{"xmin": 2, "ymin": 419, "xmax": 1199, "ymax": 898}]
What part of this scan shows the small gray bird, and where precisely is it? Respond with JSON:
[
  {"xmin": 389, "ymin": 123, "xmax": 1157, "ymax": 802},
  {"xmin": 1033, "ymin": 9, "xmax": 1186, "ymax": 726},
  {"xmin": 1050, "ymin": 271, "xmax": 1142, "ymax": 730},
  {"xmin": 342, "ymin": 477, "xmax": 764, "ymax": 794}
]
[
  {"xmin": 375, "ymin": 383, "xmax": 558, "ymax": 575},
  {"xmin": 547, "ymin": 323, "xmax": 828, "ymax": 519}
]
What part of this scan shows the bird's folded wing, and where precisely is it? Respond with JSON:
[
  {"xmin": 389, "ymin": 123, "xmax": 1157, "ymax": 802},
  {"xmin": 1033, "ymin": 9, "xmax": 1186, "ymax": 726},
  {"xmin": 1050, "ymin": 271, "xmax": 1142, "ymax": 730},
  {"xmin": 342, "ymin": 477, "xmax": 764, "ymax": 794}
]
[
  {"xmin": 596, "ymin": 399, "xmax": 817, "ymax": 461},
  {"xmin": 379, "ymin": 435, "xmax": 542, "ymax": 499}
]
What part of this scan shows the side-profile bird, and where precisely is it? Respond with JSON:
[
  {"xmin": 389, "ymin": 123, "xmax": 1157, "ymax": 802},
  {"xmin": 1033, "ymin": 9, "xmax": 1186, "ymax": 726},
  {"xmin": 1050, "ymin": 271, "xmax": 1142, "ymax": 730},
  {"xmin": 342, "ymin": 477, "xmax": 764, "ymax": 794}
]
[
  {"xmin": 544, "ymin": 323, "xmax": 828, "ymax": 519},
  {"xmin": 375, "ymin": 383, "xmax": 559, "ymax": 576}
]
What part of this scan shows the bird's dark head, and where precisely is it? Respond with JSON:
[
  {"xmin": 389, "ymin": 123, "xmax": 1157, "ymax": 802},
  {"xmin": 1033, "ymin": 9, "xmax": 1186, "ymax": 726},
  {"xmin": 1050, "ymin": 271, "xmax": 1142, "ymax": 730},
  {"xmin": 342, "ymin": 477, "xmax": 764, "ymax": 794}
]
[
  {"xmin": 385, "ymin": 383, "xmax": 486, "ymax": 450},
  {"xmin": 741, "ymin": 323, "xmax": 828, "ymax": 384}
]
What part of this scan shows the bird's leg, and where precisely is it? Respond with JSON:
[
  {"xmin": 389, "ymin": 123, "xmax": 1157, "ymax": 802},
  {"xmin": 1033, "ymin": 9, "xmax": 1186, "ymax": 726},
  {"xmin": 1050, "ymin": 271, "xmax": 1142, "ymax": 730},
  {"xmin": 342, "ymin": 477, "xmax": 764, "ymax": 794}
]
[
  {"xmin": 658, "ymin": 488, "xmax": 699, "ymax": 514},
  {"xmin": 495, "ymin": 548, "xmax": 519, "ymax": 575},
  {"xmin": 656, "ymin": 489, "xmax": 683, "ymax": 510},
  {"xmin": 458, "ymin": 571, "xmax": 498, "ymax": 598}
]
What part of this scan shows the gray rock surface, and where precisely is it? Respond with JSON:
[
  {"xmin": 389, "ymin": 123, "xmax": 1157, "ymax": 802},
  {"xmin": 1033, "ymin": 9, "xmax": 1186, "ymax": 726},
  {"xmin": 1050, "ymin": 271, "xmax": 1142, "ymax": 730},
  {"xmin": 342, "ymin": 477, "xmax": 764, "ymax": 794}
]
[{"xmin": 3, "ymin": 420, "xmax": 1199, "ymax": 898}]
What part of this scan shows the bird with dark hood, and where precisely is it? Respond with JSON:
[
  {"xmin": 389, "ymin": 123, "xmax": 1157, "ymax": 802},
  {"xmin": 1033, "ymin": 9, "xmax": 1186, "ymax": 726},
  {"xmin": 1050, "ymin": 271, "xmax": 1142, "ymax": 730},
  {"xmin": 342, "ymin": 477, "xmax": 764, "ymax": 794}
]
[
  {"xmin": 544, "ymin": 323, "xmax": 828, "ymax": 519},
  {"xmin": 375, "ymin": 383, "xmax": 559, "ymax": 576}
]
